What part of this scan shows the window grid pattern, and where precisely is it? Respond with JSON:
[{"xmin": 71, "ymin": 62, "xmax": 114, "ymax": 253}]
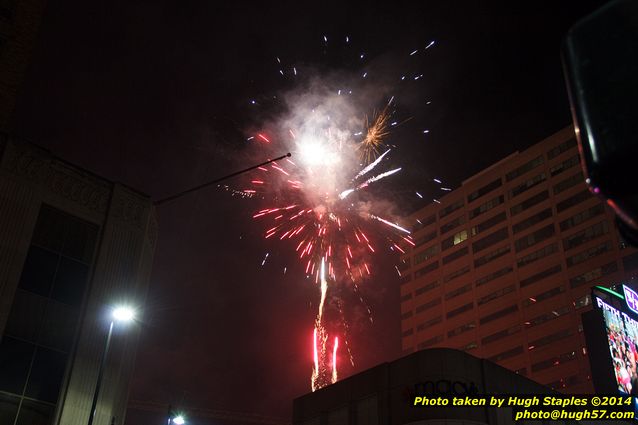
[
  {"xmin": 516, "ymin": 243, "xmax": 558, "ymax": 268},
  {"xmin": 468, "ymin": 178, "xmax": 503, "ymax": 203},
  {"xmin": 476, "ymin": 266, "xmax": 513, "ymax": 286},
  {"xmin": 519, "ymin": 264, "xmax": 562, "ymax": 288},
  {"xmin": 0, "ymin": 205, "xmax": 98, "ymax": 424},
  {"xmin": 478, "ymin": 284, "xmax": 516, "ymax": 306},
  {"xmin": 447, "ymin": 321, "xmax": 476, "ymax": 338},
  {"xmin": 562, "ymin": 221, "xmax": 609, "ymax": 251},
  {"xmin": 510, "ymin": 190, "xmax": 550, "ymax": 216},
  {"xmin": 469, "ymin": 195, "xmax": 505, "ymax": 219},
  {"xmin": 506, "ymin": 155, "xmax": 544, "ymax": 182}
]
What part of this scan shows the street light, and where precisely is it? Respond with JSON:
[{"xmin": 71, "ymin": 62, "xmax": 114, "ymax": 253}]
[
  {"xmin": 167, "ymin": 405, "xmax": 187, "ymax": 425},
  {"xmin": 170, "ymin": 414, "xmax": 186, "ymax": 424},
  {"xmin": 87, "ymin": 306, "xmax": 136, "ymax": 425}
]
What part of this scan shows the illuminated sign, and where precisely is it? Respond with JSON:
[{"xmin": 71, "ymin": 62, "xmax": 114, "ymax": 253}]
[
  {"xmin": 623, "ymin": 285, "xmax": 638, "ymax": 315},
  {"xmin": 593, "ymin": 290, "xmax": 638, "ymax": 396}
]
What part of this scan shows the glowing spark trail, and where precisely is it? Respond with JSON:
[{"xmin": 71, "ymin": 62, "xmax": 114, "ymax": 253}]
[
  {"xmin": 361, "ymin": 167, "xmax": 402, "ymax": 185},
  {"xmin": 369, "ymin": 215, "xmax": 411, "ymax": 234},
  {"xmin": 244, "ymin": 37, "xmax": 428, "ymax": 391},
  {"xmin": 355, "ymin": 149, "xmax": 391, "ymax": 179}
]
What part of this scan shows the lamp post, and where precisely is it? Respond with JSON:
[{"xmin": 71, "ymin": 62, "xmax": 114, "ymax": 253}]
[{"xmin": 87, "ymin": 306, "xmax": 136, "ymax": 425}]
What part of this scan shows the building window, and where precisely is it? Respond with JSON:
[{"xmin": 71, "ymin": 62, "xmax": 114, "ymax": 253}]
[
  {"xmin": 510, "ymin": 190, "xmax": 550, "ymax": 216},
  {"xmin": 460, "ymin": 342, "xmax": 478, "ymax": 352},
  {"xmin": 547, "ymin": 138, "xmax": 577, "ymax": 160},
  {"xmin": 566, "ymin": 240, "xmax": 613, "ymax": 268},
  {"xmin": 439, "ymin": 199, "xmax": 464, "ymax": 219},
  {"xmin": 549, "ymin": 154, "xmax": 580, "ymax": 177},
  {"xmin": 482, "ymin": 325, "xmax": 522, "ymax": 345},
  {"xmin": 414, "ymin": 230, "xmax": 437, "ymax": 247},
  {"xmin": 472, "ymin": 227, "xmax": 509, "ymax": 253},
  {"xmin": 447, "ymin": 321, "xmax": 476, "ymax": 338},
  {"xmin": 441, "ymin": 230, "xmax": 469, "ymax": 251},
  {"xmin": 519, "ymin": 264, "xmax": 562, "ymax": 288},
  {"xmin": 445, "ymin": 283, "xmax": 472, "ymax": 300},
  {"xmin": 562, "ymin": 221, "xmax": 609, "ymax": 250},
  {"xmin": 415, "ymin": 298, "xmax": 441, "ymax": 314},
  {"xmin": 0, "ymin": 205, "xmax": 98, "ymax": 423},
  {"xmin": 474, "ymin": 245, "xmax": 511, "ymax": 268},
  {"xmin": 475, "ymin": 266, "xmax": 513, "ymax": 286},
  {"xmin": 512, "ymin": 208, "xmax": 553, "ymax": 234},
  {"xmin": 478, "ymin": 284, "xmax": 516, "ymax": 306},
  {"xmin": 469, "ymin": 195, "xmax": 505, "ymax": 219},
  {"xmin": 468, "ymin": 178, "xmax": 503, "ymax": 203},
  {"xmin": 559, "ymin": 204, "xmax": 605, "ymax": 232},
  {"xmin": 470, "ymin": 211, "xmax": 507, "ymax": 237},
  {"xmin": 416, "ymin": 315, "xmax": 443, "ymax": 331},
  {"xmin": 531, "ymin": 351, "xmax": 577, "ymax": 373},
  {"xmin": 415, "ymin": 281, "xmax": 440, "ymax": 296},
  {"xmin": 401, "ymin": 328, "xmax": 414, "ymax": 337},
  {"xmin": 510, "ymin": 173, "xmax": 547, "ymax": 198},
  {"xmin": 400, "ymin": 311, "xmax": 413, "ymax": 320},
  {"xmin": 442, "ymin": 246, "xmax": 469, "ymax": 265},
  {"xmin": 516, "ymin": 243, "xmax": 558, "ymax": 268},
  {"xmin": 414, "ymin": 261, "xmax": 439, "ymax": 278},
  {"xmin": 418, "ymin": 335, "xmax": 444, "ymax": 349},
  {"xmin": 480, "ymin": 304, "xmax": 518, "ymax": 325},
  {"xmin": 514, "ymin": 224, "xmax": 555, "ymax": 252},
  {"xmin": 399, "ymin": 274, "xmax": 412, "ymax": 284},
  {"xmin": 413, "ymin": 214, "xmax": 436, "ymax": 232},
  {"xmin": 443, "ymin": 266, "xmax": 471, "ymax": 283},
  {"xmin": 414, "ymin": 244, "xmax": 439, "ymax": 265},
  {"xmin": 506, "ymin": 155, "xmax": 544, "ymax": 182},
  {"xmin": 446, "ymin": 302, "xmax": 474, "ymax": 319},
  {"xmin": 400, "ymin": 293, "xmax": 413, "ymax": 302},
  {"xmin": 488, "ymin": 345, "xmax": 524, "ymax": 362},
  {"xmin": 440, "ymin": 215, "xmax": 467, "ymax": 235},
  {"xmin": 528, "ymin": 329, "xmax": 572, "ymax": 350},
  {"xmin": 569, "ymin": 261, "xmax": 618, "ymax": 288},
  {"xmin": 553, "ymin": 171, "xmax": 584, "ymax": 195},
  {"xmin": 523, "ymin": 285, "xmax": 566, "ymax": 307},
  {"xmin": 556, "ymin": 189, "xmax": 592, "ymax": 213},
  {"xmin": 525, "ymin": 306, "xmax": 571, "ymax": 328}
]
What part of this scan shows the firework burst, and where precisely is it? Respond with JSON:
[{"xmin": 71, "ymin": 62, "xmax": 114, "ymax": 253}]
[
  {"xmin": 358, "ymin": 104, "xmax": 391, "ymax": 163},
  {"xmin": 245, "ymin": 88, "xmax": 414, "ymax": 390},
  {"xmin": 239, "ymin": 36, "xmax": 442, "ymax": 391}
]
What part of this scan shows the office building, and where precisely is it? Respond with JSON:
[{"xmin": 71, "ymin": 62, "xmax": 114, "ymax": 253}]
[
  {"xmin": 399, "ymin": 127, "xmax": 638, "ymax": 393},
  {"xmin": 0, "ymin": 136, "xmax": 156, "ymax": 424},
  {"xmin": 293, "ymin": 348, "xmax": 595, "ymax": 425}
]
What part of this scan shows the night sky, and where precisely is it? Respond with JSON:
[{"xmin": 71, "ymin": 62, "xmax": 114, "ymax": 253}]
[{"xmin": 12, "ymin": 1, "xmax": 610, "ymax": 423}]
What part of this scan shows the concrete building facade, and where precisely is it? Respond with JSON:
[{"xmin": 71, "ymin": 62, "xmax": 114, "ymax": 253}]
[
  {"xmin": 294, "ymin": 348, "xmax": 590, "ymax": 425},
  {"xmin": 399, "ymin": 127, "xmax": 638, "ymax": 394},
  {"xmin": 0, "ymin": 135, "xmax": 156, "ymax": 424}
]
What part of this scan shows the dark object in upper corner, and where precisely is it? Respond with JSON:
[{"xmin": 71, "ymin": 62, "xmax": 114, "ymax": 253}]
[{"xmin": 562, "ymin": 0, "xmax": 638, "ymax": 246}]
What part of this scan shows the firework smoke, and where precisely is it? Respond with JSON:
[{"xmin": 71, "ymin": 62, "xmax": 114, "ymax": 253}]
[{"xmin": 242, "ymin": 40, "xmax": 445, "ymax": 390}]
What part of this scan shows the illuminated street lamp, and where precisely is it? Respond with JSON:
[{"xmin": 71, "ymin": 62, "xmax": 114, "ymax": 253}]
[
  {"xmin": 87, "ymin": 306, "xmax": 136, "ymax": 425},
  {"xmin": 170, "ymin": 414, "xmax": 186, "ymax": 424},
  {"xmin": 167, "ymin": 405, "xmax": 187, "ymax": 425}
]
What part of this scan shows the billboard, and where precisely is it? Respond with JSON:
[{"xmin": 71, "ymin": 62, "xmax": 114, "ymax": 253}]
[{"xmin": 590, "ymin": 285, "xmax": 638, "ymax": 395}]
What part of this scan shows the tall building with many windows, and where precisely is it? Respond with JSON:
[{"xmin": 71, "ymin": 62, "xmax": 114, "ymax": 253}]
[
  {"xmin": 399, "ymin": 127, "xmax": 638, "ymax": 393},
  {"xmin": 0, "ymin": 135, "xmax": 156, "ymax": 424}
]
